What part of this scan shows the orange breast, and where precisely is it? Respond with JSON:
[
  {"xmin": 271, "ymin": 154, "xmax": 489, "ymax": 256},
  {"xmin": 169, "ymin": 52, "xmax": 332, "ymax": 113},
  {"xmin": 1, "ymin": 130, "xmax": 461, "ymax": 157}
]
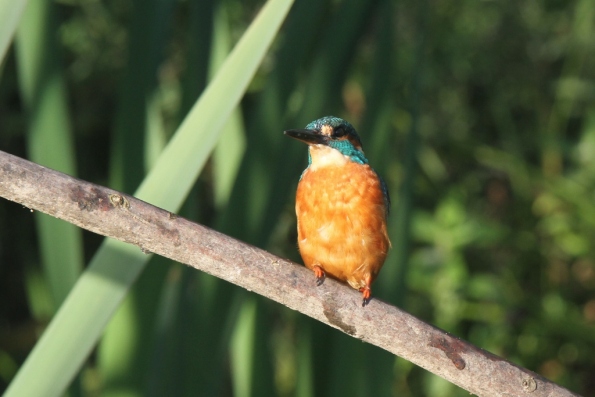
[{"xmin": 295, "ymin": 161, "xmax": 390, "ymax": 290}]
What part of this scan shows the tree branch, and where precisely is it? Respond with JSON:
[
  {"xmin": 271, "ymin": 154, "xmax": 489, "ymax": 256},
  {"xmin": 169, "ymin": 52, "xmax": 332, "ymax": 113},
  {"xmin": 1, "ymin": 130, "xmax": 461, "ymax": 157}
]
[{"xmin": 0, "ymin": 150, "xmax": 580, "ymax": 397}]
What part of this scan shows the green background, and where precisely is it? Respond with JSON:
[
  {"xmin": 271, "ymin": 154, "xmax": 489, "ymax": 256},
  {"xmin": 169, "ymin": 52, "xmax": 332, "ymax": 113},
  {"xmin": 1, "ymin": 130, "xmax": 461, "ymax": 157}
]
[{"xmin": 1, "ymin": 0, "xmax": 594, "ymax": 395}]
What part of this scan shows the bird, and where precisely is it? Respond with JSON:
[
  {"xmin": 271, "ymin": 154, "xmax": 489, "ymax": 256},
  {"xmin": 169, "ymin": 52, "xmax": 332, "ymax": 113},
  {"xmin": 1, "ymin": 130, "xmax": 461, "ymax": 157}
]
[{"xmin": 284, "ymin": 116, "xmax": 391, "ymax": 305}]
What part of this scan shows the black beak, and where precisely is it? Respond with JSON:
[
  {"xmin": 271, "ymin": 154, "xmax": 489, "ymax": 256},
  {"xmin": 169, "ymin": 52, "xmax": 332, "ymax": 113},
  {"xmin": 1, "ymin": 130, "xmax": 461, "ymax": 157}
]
[{"xmin": 284, "ymin": 129, "xmax": 328, "ymax": 145}]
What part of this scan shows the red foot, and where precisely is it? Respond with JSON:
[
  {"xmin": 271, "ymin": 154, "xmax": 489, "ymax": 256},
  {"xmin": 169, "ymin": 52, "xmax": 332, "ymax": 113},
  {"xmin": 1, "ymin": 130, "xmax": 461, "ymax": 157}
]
[
  {"xmin": 313, "ymin": 265, "xmax": 325, "ymax": 286},
  {"xmin": 359, "ymin": 286, "xmax": 371, "ymax": 306}
]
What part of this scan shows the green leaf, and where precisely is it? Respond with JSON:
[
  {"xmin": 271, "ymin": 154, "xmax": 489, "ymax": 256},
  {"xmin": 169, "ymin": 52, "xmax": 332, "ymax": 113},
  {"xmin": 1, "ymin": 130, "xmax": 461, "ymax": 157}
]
[
  {"xmin": 16, "ymin": 0, "xmax": 83, "ymax": 310},
  {"xmin": 0, "ymin": 0, "xmax": 26, "ymax": 66},
  {"xmin": 4, "ymin": 0, "xmax": 294, "ymax": 396}
]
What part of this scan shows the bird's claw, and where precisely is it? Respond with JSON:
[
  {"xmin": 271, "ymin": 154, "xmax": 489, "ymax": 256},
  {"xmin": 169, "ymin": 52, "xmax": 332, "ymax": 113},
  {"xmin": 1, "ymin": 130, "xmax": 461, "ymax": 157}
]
[
  {"xmin": 313, "ymin": 265, "xmax": 325, "ymax": 286},
  {"xmin": 359, "ymin": 286, "xmax": 371, "ymax": 307}
]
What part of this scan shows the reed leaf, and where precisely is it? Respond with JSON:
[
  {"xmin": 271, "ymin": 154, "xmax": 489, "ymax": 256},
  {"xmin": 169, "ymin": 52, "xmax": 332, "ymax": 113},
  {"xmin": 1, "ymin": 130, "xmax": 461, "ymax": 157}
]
[{"xmin": 4, "ymin": 0, "xmax": 294, "ymax": 395}]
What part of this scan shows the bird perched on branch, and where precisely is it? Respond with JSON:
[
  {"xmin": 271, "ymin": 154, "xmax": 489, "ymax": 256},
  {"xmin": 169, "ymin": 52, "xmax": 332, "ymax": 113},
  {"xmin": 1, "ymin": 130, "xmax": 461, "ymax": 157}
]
[{"xmin": 284, "ymin": 116, "xmax": 391, "ymax": 306}]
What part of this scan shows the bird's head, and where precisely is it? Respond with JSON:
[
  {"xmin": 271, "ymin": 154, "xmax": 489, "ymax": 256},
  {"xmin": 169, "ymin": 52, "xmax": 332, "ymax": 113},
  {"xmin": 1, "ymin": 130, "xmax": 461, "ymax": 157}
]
[{"xmin": 284, "ymin": 116, "xmax": 368, "ymax": 166}]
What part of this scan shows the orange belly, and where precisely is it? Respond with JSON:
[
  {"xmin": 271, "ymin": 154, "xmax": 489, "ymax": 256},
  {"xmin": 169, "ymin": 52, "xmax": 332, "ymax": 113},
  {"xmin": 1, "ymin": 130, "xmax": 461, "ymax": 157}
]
[{"xmin": 295, "ymin": 162, "xmax": 390, "ymax": 291}]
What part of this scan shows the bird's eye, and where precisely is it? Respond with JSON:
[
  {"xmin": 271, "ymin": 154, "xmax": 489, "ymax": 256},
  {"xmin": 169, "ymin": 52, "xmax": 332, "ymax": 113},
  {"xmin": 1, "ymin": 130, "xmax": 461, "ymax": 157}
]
[{"xmin": 333, "ymin": 127, "xmax": 346, "ymax": 138}]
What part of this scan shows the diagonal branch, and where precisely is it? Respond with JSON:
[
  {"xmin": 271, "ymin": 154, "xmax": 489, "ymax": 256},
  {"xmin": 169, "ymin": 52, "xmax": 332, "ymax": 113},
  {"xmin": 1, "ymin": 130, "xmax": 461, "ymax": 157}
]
[{"xmin": 0, "ymin": 150, "xmax": 580, "ymax": 397}]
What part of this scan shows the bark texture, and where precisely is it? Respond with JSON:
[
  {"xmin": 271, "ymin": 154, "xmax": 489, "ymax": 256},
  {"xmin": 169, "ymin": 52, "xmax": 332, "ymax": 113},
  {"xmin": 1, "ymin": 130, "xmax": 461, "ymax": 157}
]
[{"xmin": 0, "ymin": 150, "xmax": 581, "ymax": 397}]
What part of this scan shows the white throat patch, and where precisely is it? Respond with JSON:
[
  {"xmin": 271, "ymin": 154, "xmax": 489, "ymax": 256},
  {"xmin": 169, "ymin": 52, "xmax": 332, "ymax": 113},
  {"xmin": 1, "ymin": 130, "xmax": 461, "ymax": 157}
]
[{"xmin": 308, "ymin": 145, "xmax": 349, "ymax": 170}]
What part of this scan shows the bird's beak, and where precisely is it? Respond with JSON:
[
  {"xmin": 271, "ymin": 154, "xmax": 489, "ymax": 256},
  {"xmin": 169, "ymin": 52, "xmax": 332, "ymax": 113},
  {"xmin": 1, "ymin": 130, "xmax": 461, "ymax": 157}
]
[{"xmin": 284, "ymin": 129, "xmax": 328, "ymax": 145}]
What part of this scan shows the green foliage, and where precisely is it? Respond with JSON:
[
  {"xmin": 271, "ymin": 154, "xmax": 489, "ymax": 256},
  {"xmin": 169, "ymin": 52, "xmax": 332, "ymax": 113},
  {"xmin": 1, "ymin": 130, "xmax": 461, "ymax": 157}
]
[{"xmin": 1, "ymin": 0, "xmax": 594, "ymax": 396}]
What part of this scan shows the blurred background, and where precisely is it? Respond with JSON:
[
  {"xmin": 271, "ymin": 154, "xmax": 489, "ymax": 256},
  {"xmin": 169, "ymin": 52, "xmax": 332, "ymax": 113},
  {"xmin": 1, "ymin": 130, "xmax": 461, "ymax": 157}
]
[{"xmin": 1, "ymin": 0, "xmax": 594, "ymax": 395}]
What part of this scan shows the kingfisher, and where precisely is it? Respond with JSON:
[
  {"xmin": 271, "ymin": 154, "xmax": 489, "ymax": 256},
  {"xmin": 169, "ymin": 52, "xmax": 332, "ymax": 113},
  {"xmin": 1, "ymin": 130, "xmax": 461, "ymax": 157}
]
[{"xmin": 284, "ymin": 116, "xmax": 391, "ymax": 305}]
